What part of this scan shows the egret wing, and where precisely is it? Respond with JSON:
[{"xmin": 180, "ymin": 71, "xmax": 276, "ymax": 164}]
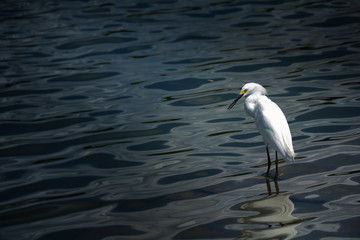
[{"xmin": 254, "ymin": 97, "xmax": 294, "ymax": 162}]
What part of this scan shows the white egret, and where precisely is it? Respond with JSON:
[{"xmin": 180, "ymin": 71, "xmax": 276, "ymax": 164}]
[{"xmin": 227, "ymin": 83, "xmax": 295, "ymax": 177}]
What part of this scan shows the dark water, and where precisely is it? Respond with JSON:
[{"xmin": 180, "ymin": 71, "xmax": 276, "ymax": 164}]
[{"xmin": 1, "ymin": 0, "xmax": 360, "ymax": 239}]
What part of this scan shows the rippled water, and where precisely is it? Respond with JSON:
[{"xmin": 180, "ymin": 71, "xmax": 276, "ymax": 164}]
[{"xmin": 1, "ymin": 0, "xmax": 360, "ymax": 239}]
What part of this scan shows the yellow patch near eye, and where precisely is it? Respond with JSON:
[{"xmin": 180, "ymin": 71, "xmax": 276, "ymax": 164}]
[{"xmin": 240, "ymin": 89, "xmax": 247, "ymax": 95}]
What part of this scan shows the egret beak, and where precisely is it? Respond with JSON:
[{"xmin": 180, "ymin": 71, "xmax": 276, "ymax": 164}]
[{"xmin": 227, "ymin": 94, "xmax": 243, "ymax": 110}]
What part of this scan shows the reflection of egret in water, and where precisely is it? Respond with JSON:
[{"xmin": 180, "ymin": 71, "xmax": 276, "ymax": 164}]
[
  {"xmin": 173, "ymin": 178, "xmax": 307, "ymax": 239},
  {"xmin": 266, "ymin": 171, "xmax": 280, "ymax": 195},
  {"xmin": 235, "ymin": 179, "xmax": 301, "ymax": 240}
]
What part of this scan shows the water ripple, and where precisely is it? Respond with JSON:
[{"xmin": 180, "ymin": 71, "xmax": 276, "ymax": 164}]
[
  {"xmin": 1, "ymin": 0, "xmax": 360, "ymax": 239},
  {"xmin": 0, "ymin": 117, "xmax": 95, "ymax": 136},
  {"xmin": 146, "ymin": 78, "xmax": 224, "ymax": 91},
  {"xmin": 48, "ymin": 72, "xmax": 119, "ymax": 82},
  {"xmin": 56, "ymin": 37, "xmax": 137, "ymax": 50},
  {"xmin": 0, "ymin": 122, "xmax": 189, "ymax": 157},
  {"xmin": 171, "ymin": 93, "xmax": 235, "ymax": 106}
]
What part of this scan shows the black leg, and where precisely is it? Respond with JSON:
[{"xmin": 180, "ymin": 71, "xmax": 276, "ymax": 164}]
[
  {"xmin": 266, "ymin": 146, "xmax": 271, "ymax": 177},
  {"xmin": 275, "ymin": 151, "xmax": 279, "ymax": 179},
  {"xmin": 274, "ymin": 151, "xmax": 280, "ymax": 193}
]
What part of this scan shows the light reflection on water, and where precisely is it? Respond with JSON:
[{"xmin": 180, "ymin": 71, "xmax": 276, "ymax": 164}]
[{"xmin": 1, "ymin": 0, "xmax": 360, "ymax": 239}]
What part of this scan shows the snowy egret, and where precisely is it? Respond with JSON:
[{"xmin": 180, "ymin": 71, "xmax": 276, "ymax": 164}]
[{"xmin": 227, "ymin": 83, "xmax": 295, "ymax": 177}]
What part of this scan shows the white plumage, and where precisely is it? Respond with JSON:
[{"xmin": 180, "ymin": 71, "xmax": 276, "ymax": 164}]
[{"xmin": 228, "ymin": 83, "xmax": 295, "ymax": 174}]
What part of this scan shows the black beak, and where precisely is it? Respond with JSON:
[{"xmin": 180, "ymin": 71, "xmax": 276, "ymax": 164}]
[{"xmin": 227, "ymin": 94, "xmax": 243, "ymax": 110}]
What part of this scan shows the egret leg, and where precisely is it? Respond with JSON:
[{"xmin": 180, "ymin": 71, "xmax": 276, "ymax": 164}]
[
  {"xmin": 274, "ymin": 151, "xmax": 279, "ymax": 179},
  {"xmin": 274, "ymin": 151, "xmax": 280, "ymax": 193},
  {"xmin": 266, "ymin": 146, "xmax": 271, "ymax": 177}
]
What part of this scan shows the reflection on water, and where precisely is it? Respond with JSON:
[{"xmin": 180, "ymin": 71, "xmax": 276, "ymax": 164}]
[
  {"xmin": 266, "ymin": 173, "xmax": 280, "ymax": 195},
  {"xmin": 174, "ymin": 178, "xmax": 307, "ymax": 240},
  {"xmin": 1, "ymin": 0, "xmax": 360, "ymax": 239},
  {"xmin": 239, "ymin": 195, "xmax": 300, "ymax": 240},
  {"xmin": 238, "ymin": 179, "xmax": 300, "ymax": 240}
]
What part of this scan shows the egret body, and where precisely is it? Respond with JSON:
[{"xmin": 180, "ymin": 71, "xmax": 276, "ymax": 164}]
[{"xmin": 227, "ymin": 83, "xmax": 295, "ymax": 176}]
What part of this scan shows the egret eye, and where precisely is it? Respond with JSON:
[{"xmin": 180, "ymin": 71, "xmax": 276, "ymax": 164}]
[{"xmin": 240, "ymin": 89, "xmax": 247, "ymax": 95}]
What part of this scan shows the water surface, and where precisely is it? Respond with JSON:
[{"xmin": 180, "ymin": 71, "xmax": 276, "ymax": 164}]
[{"xmin": 1, "ymin": 0, "xmax": 360, "ymax": 239}]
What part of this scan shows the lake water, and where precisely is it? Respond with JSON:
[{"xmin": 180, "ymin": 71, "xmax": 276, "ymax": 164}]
[{"xmin": 1, "ymin": 0, "xmax": 360, "ymax": 239}]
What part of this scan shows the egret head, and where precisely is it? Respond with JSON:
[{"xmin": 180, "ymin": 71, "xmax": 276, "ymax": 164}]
[{"xmin": 227, "ymin": 83, "xmax": 267, "ymax": 110}]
